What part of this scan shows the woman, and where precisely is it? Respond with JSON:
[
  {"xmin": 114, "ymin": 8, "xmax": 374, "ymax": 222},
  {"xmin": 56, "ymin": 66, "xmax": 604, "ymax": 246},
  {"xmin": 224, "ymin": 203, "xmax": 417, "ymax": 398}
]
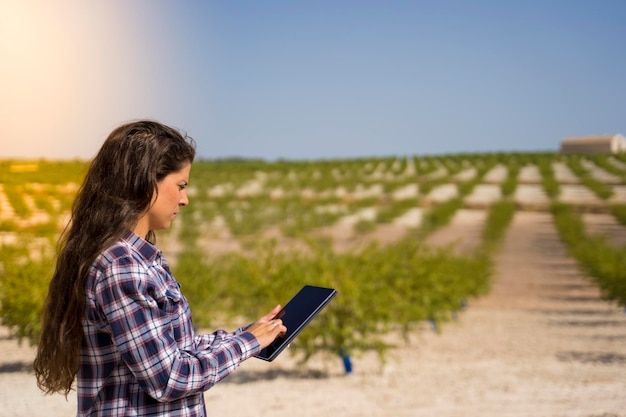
[{"xmin": 34, "ymin": 120, "xmax": 286, "ymax": 416}]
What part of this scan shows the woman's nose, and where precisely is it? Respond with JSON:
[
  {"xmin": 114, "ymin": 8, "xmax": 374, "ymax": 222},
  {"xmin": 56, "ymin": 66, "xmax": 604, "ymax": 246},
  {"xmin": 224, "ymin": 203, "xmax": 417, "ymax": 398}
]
[{"xmin": 179, "ymin": 191, "xmax": 189, "ymax": 206}]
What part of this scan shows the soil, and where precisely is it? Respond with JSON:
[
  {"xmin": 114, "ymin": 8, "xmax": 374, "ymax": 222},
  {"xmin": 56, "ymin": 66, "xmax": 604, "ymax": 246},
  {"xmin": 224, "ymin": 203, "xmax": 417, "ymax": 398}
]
[{"xmin": 1, "ymin": 211, "xmax": 625, "ymax": 417}]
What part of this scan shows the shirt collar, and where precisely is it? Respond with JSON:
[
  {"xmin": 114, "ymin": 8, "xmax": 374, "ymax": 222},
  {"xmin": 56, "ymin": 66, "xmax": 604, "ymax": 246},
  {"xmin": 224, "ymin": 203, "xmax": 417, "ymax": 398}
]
[{"xmin": 121, "ymin": 230, "xmax": 161, "ymax": 263}]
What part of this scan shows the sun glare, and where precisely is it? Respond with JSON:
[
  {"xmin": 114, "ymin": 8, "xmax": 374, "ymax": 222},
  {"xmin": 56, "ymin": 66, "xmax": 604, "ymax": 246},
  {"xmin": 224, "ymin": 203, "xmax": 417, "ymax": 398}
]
[
  {"xmin": 0, "ymin": 1, "xmax": 82, "ymax": 157},
  {"xmin": 0, "ymin": 1, "xmax": 144, "ymax": 159}
]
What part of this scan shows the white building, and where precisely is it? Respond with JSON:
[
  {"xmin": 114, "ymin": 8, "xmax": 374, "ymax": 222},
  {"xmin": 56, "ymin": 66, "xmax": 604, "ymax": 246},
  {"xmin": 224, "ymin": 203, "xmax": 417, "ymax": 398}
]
[{"xmin": 560, "ymin": 134, "xmax": 626, "ymax": 154}]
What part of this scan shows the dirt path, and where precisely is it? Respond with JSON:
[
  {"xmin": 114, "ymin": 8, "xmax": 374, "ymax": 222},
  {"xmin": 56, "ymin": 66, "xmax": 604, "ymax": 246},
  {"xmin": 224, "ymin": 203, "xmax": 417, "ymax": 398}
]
[
  {"xmin": 424, "ymin": 208, "xmax": 486, "ymax": 255},
  {"xmin": 453, "ymin": 211, "xmax": 626, "ymax": 414},
  {"xmin": 1, "ymin": 211, "xmax": 625, "ymax": 416}
]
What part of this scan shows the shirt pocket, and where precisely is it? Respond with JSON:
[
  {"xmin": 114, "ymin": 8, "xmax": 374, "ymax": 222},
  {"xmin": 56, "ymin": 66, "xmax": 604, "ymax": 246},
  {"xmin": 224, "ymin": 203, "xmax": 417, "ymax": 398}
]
[{"xmin": 153, "ymin": 282, "xmax": 183, "ymax": 315}]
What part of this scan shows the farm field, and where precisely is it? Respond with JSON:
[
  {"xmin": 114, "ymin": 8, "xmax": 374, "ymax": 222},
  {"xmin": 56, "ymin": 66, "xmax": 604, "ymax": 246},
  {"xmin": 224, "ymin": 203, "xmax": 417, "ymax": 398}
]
[{"xmin": 1, "ymin": 152, "xmax": 626, "ymax": 416}]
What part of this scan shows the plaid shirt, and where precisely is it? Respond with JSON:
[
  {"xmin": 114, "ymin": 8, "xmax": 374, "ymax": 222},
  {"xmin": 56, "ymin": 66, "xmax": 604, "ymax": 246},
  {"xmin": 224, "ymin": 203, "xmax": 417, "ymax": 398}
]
[{"xmin": 79, "ymin": 231, "xmax": 260, "ymax": 416}]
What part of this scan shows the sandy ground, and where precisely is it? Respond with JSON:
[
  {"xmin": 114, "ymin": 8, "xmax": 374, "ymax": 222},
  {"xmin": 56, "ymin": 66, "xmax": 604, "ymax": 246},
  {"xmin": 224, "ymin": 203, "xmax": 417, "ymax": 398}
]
[{"xmin": 1, "ymin": 211, "xmax": 626, "ymax": 416}]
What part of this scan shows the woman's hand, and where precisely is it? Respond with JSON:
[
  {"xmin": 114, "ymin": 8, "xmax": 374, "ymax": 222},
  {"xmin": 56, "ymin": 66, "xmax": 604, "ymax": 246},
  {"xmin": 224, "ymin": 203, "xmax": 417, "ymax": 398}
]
[{"xmin": 246, "ymin": 305, "xmax": 287, "ymax": 349}]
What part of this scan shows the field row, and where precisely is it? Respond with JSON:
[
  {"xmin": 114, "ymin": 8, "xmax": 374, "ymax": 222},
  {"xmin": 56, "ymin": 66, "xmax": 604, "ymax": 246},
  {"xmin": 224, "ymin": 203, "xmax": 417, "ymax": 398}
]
[
  {"xmin": 1, "ymin": 154, "xmax": 626, "ymax": 362},
  {"xmin": 1, "ymin": 154, "xmax": 626, "ymax": 265},
  {"xmin": 2, "ymin": 157, "xmax": 626, "ymax": 240}
]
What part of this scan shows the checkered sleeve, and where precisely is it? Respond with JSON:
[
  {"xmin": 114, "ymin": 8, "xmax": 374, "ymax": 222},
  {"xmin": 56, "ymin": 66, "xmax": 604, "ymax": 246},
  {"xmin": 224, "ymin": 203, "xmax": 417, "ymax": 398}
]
[
  {"xmin": 95, "ymin": 254, "xmax": 261, "ymax": 402},
  {"xmin": 194, "ymin": 325, "xmax": 251, "ymax": 351}
]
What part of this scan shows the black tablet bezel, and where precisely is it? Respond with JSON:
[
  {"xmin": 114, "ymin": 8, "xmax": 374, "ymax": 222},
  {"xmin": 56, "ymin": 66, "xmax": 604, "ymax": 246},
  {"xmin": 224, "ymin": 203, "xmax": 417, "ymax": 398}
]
[{"xmin": 254, "ymin": 285, "xmax": 337, "ymax": 362}]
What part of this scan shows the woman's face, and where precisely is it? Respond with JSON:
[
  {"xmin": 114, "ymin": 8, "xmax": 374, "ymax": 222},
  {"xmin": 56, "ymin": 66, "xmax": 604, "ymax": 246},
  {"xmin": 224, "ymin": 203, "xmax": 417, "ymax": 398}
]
[{"xmin": 140, "ymin": 163, "xmax": 191, "ymax": 234}]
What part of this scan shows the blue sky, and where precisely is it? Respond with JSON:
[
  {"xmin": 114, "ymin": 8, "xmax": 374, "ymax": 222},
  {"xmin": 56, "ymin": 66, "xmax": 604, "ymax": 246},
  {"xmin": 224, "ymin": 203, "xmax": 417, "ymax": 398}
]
[{"xmin": 1, "ymin": 0, "xmax": 625, "ymax": 160}]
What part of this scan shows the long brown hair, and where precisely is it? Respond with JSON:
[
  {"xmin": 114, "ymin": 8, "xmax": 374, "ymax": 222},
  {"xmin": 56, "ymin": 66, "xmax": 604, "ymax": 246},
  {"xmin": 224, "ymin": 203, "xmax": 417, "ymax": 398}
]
[{"xmin": 34, "ymin": 120, "xmax": 196, "ymax": 395}]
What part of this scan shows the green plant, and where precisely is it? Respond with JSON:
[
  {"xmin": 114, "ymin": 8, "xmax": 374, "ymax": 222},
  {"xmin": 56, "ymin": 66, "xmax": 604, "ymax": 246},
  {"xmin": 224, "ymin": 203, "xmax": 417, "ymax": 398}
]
[
  {"xmin": 481, "ymin": 200, "xmax": 516, "ymax": 253},
  {"xmin": 501, "ymin": 162, "xmax": 519, "ymax": 197},
  {"xmin": 3, "ymin": 185, "xmax": 31, "ymax": 217},
  {"xmin": 1, "ymin": 152, "xmax": 621, "ymax": 369},
  {"xmin": 0, "ymin": 241, "xmax": 53, "ymax": 344},
  {"xmin": 611, "ymin": 204, "xmax": 626, "ymax": 226},
  {"xmin": 564, "ymin": 155, "xmax": 613, "ymax": 200},
  {"xmin": 375, "ymin": 198, "xmax": 419, "ymax": 224},
  {"xmin": 587, "ymin": 155, "xmax": 626, "ymax": 182},
  {"xmin": 535, "ymin": 155, "xmax": 559, "ymax": 199},
  {"xmin": 551, "ymin": 202, "xmax": 626, "ymax": 307},
  {"xmin": 177, "ymin": 237, "xmax": 491, "ymax": 363},
  {"xmin": 418, "ymin": 198, "xmax": 463, "ymax": 238},
  {"xmin": 354, "ymin": 219, "xmax": 377, "ymax": 234}
]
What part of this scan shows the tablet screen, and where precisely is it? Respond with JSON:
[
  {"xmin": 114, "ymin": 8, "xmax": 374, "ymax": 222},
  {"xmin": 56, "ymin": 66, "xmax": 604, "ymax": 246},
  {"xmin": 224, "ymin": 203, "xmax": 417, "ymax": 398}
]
[{"xmin": 255, "ymin": 285, "xmax": 337, "ymax": 362}]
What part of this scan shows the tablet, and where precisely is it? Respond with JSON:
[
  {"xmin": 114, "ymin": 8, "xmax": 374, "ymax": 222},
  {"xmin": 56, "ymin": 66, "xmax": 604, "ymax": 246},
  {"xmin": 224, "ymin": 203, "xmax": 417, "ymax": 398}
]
[{"xmin": 255, "ymin": 285, "xmax": 337, "ymax": 362}]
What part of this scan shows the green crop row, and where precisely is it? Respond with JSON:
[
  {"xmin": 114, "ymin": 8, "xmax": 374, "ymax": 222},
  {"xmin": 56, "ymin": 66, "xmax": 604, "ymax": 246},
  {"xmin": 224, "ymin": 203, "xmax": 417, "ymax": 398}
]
[
  {"xmin": 173, "ymin": 236, "xmax": 491, "ymax": 363},
  {"xmin": 611, "ymin": 204, "xmax": 626, "ymax": 226},
  {"xmin": 587, "ymin": 155, "xmax": 626, "ymax": 183},
  {"xmin": 500, "ymin": 162, "xmax": 520, "ymax": 197},
  {"xmin": 0, "ymin": 152, "xmax": 624, "ymax": 367},
  {"xmin": 565, "ymin": 156, "xmax": 613, "ymax": 200},
  {"xmin": 535, "ymin": 155, "xmax": 560, "ymax": 199},
  {"xmin": 551, "ymin": 203, "xmax": 626, "ymax": 307},
  {"xmin": 174, "ymin": 190, "xmax": 521, "ymax": 363},
  {"xmin": 0, "ymin": 202, "xmax": 493, "ymax": 366},
  {"xmin": 0, "ymin": 237, "xmax": 54, "ymax": 343},
  {"xmin": 481, "ymin": 200, "xmax": 517, "ymax": 253},
  {"xmin": 3, "ymin": 185, "xmax": 31, "ymax": 217}
]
